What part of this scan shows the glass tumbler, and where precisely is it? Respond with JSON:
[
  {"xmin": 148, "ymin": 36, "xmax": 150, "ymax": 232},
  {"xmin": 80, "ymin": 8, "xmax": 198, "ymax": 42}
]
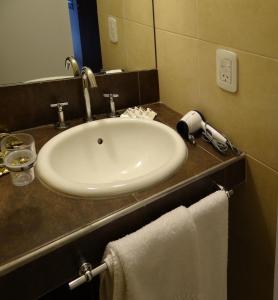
[
  {"xmin": 1, "ymin": 133, "xmax": 36, "ymax": 156},
  {"xmin": 4, "ymin": 149, "xmax": 36, "ymax": 186}
]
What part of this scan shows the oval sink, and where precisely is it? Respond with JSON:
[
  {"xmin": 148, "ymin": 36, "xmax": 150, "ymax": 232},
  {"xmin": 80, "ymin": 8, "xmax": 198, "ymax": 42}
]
[{"xmin": 36, "ymin": 118, "xmax": 187, "ymax": 198}]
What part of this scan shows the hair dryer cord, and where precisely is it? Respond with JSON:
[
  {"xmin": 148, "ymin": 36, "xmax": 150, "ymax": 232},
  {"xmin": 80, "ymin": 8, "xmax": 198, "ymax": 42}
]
[{"xmin": 202, "ymin": 123, "xmax": 241, "ymax": 155}]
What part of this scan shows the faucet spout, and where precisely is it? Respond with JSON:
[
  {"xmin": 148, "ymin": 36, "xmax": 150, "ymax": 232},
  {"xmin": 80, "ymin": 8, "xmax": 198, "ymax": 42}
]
[
  {"xmin": 65, "ymin": 56, "xmax": 81, "ymax": 77},
  {"xmin": 81, "ymin": 67, "xmax": 98, "ymax": 122}
]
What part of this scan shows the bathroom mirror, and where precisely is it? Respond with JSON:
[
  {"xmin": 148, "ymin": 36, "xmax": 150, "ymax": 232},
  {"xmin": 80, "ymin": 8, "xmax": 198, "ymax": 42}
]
[
  {"xmin": 97, "ymin": 0, "xmax": 156, "ymax": 73},
  {"xmin": 0, "ymin": 0, "xmax": 156, "ymax": 86}
]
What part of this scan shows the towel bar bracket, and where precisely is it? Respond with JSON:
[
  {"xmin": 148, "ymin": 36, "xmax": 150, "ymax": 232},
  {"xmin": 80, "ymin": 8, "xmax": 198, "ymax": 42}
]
[
  {"xmin": 79, "ymin": 262, "xmax": 92, "ymax": 276},
  {"xmin": 69, "ymin": 262, "xmax": 108, "ymax": 290},
  {"xmin": 216, "ymin": 183, "xmax": 234, "ymax": 199}
]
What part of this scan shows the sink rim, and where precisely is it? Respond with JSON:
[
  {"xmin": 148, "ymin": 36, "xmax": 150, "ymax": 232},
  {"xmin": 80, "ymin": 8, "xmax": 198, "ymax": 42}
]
[{"xmin": 36, "ymin": 118, "xmax": 188, "ymax": 198}]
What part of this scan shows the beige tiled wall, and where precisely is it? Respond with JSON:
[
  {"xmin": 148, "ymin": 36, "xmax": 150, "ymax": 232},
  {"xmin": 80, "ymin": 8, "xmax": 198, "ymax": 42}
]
[
  {"xmin": 97, "ymin": 0, "xmax": 156, "ymax": 71},
  {"xmin": 154, "ymin": 0, "xmax": 278, "ymax": 299}
]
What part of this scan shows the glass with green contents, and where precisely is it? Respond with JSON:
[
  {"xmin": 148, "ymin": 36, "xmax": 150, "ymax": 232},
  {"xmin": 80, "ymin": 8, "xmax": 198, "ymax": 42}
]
[
  {"xmin": 4, "ymin": 149, "xmax": 36, "ymax": 186},
  {"xmin": 1, "ymin": 133, "xmax": 36, "ymax": 156}
]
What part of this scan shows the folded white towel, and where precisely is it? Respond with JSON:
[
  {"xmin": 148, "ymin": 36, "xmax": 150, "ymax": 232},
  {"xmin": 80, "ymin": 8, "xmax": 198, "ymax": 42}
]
[
  {"xmin": 120, "ymin": 107, "xmax": 157, "ymax": 120},
  {"xmin": 189, "ymin": 190, "xmax": 228, "ymax": 300},
  {"xmin": 100, "ymin": 206, "xmax": 201, "ymax": 300},
  {"xmin": 100, "ymin": 190, "xmax": 228, "ymax": 300}
]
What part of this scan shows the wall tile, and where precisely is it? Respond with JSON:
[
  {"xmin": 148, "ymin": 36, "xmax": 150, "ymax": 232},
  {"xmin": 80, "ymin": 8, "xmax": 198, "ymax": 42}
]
[
  {"xmin": 124, "ymin": 21, "xmax": 156, "ymax": 71},
  {"xmin": 155, "ymin": 1, "xmax": 278, "ymax": 299},
  {"xmin": 0, "ymin": 79, "xmax": 84, "ymax": 131},
  {"xmin": 138, "ymin": 70, "xmax": 160, "ymax": 104},
  {"xmin": 123, "ymin": 0, "xmax": 153, "ymax": 26},
  {"xmin": 234, "ymin": 156, "xmax": 278, "ymax": 252},
  {"xmin": 98, "ymin": 13, "xmax": 127, "ymax": 70},
  {"xmin": 98, "ymin": 2, "xmax": 156, "ymax": 72},
  {"xmin": 197, "ymin": 0, "xmax": 278, "ymax": 58},
  {"xmin": 96, "ymin": 71, "xmax": 140, "ymax": 110},
  {"xmin": 154, "ymin": 0, "xmax": 197, "ymax": 37},
  {"xmin": 229, "ymin": 155, "xmax": 278, "ymax": 300},
  {"xmin": 96, "ymin": 0, "xmax": 123, "ymax": 18},
  {"xmin": 0, "ymin": 70, "xmax": 158, "ymax": 131},
  {"xmin": 197, "ymin": 41, "xmax": 278, "ymax": 171},
  {"xmin": 156, "ymin": 29, "xmax": 199, "ymax": 114}
]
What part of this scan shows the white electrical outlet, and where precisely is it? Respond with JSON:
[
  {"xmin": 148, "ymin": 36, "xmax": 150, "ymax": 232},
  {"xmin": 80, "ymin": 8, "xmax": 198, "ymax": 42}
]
[
  {"xmin": 108, "ymin": 16, "xmax": 118, "ymax": 43},
  {"xmin": 216, "ymin": 49, "xmax": 238, "ymax": 93}
]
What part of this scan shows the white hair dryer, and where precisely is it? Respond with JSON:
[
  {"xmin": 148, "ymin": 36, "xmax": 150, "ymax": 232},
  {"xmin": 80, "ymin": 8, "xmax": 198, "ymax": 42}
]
[{"xmin": 177, "ymin": 110, "xmax": 227, "ymax": 143}]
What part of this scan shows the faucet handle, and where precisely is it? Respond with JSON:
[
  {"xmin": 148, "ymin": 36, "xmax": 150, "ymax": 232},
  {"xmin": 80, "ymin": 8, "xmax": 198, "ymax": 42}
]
[
  {"xmin": 50, "ymin": 101, "xmax": 69, "ymax": 109},
  {"xmin": 103, "ymin": 93, "xmax": 119, "ymax": 99},
  {"xmin": 50, "ymin": 101, "xmax": 69, "ymax": 129},
  {"xmin": 103, "ymin": 94, "xmax": 119, "ymax": 118}
]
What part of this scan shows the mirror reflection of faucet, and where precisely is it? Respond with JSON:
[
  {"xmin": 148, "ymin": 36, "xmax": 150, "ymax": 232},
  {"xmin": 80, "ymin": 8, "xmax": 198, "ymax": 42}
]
[
  {"xmin": 103, "ymin": 93, "xmax": 119, "ymax": 118},
  {"xmin": 81, "ymin": 67, "xmax": 98, "ymax": 122},
  {"xmin": 65, "ymin": 56, "xmax": 81, "ymax": 77}
]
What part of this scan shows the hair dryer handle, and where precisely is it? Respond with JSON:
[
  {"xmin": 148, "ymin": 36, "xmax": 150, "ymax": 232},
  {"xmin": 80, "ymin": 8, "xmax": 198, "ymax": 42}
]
[{"xmin": 201, "ymin": 122, "xmax": 227, "ymax": 144}]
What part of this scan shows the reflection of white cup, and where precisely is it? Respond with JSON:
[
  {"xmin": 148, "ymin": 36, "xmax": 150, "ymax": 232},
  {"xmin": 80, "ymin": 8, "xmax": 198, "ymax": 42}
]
[
  {"xmin": 1, "ymin": 133, "xmax": 36, "ymax": 156},
  {"xmin": 4, "ymin": 149, "xmax": 36, "ymax": 186}
]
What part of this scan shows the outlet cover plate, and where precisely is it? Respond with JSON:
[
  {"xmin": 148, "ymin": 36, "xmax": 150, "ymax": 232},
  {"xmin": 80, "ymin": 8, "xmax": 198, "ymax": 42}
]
[{"xmin": 216, "ymin": 49, "xmax": 238, "ymax": 93}]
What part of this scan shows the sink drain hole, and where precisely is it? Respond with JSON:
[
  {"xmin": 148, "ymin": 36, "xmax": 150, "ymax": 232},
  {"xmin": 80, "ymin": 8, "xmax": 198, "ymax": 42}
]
[{"xmin": 97, "ymin": 138, "xmax": 103, "ymax": 145}]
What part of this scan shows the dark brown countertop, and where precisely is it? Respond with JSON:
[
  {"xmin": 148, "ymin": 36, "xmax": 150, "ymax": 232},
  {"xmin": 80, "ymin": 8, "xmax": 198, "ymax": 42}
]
[{"xmin": 0, "ymin": 103, "xmax": 242, "ymax": 276}]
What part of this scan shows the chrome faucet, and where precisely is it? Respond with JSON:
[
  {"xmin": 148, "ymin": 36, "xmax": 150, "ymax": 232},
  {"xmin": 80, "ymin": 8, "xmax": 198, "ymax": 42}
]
[
  {"xmin": 50, "ymin": 101, "xmax": 69, "ymax": 129},
  {"xmin": 103, "ymin": 93, "xmax": 119, "ymax": 117},
  {"xmin": 65, "ymin": 56, "xmax": 80, "ymax": 77},
  {"xmin": 81, "ymin": 67, "xmax": 98, "ymax": 122}
]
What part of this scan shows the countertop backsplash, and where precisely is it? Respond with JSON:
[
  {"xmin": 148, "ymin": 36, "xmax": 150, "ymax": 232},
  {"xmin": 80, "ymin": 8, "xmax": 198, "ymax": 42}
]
[{"xmin": 0, "ymin": 69, "xmax": 159, "ymax": 131}]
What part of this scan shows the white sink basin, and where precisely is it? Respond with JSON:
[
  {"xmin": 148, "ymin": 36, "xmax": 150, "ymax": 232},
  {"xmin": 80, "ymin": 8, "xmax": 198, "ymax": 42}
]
[{"xmin": 36, "ymin": 118, "xmax": 187, "ymax": 198}]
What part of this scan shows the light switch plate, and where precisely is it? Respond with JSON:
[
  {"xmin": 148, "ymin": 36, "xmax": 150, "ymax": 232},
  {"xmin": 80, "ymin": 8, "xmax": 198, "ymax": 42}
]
[
  {"xmin": 216, "ymin": 49, "xmax": 238, "ymax": 93},
  {"xmin": 108, "ymin": 16, "xmax": 118, "ymax": 43}
]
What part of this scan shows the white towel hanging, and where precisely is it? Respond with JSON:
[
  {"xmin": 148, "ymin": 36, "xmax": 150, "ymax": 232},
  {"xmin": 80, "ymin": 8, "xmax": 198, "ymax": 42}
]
[
  {"xmin": 100, "ymin": 206, "xmax": 201, "ymax": 300},
  {"xmin": 99, "ymin": 190, "xmax": 228, "ymax": 300}
]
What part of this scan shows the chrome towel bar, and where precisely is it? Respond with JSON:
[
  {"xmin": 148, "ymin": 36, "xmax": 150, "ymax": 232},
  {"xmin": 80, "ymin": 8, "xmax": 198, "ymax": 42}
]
[{"xmin": 68, "ymin": 184, "xmax": 233, "ymax": 290}]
